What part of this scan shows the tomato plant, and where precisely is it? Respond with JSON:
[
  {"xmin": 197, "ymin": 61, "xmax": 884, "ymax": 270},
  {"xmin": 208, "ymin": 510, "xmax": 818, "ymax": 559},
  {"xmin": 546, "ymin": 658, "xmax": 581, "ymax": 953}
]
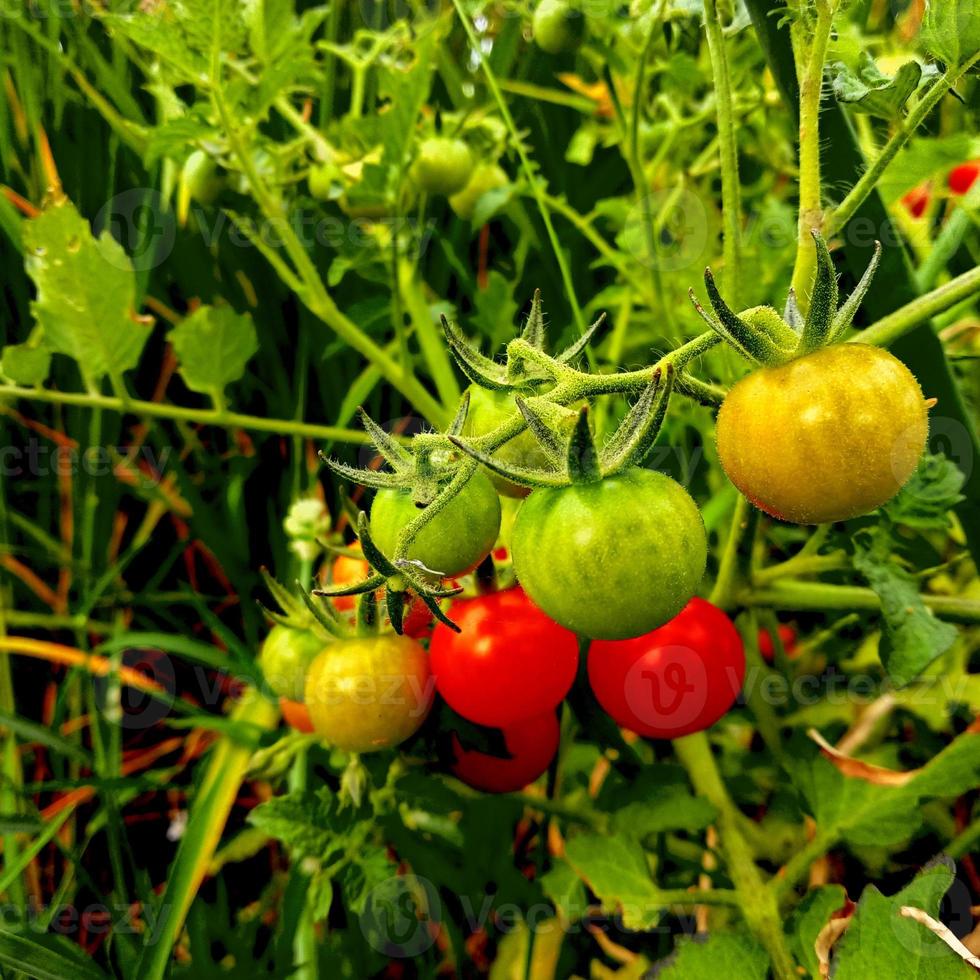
[
  {"xmin": 587, "ymin": 598, "xmax": 745, "ymax": 739},
  {"xmin": 449, "ymin": 712, "xmax": 559, "ymax": 793},
  {"xmin": 511, "ymin": 468, "xmax": 707, "ymax": 639},
  {"xmin": 429, "ymin": 587, "xmax": 578, "ymax": 727},
  {"xmin": 412, "ymin": 137, "xmax": 474, "ymax": 196}
]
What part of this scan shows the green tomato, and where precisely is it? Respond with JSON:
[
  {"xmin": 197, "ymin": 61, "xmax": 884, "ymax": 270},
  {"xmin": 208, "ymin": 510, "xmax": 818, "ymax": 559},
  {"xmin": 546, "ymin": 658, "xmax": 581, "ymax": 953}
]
[
  {"xmin": 532, "ymin": 0, "xmax": 584, "ymax": 54},
  {"xmin": 717, "ymin": 344, "xmax": 928, "ymax": 524},
  {"xmin": 512, "ymin": 468, "xmax": 706, "ymax": 640},
  {"xmin": 304, "ymin": 635, "xmax": 432, "ymax": 753},
  {"xmin": 181, "ymin": 150, "xmax": 222, "ymax": 205},
  {"xmin": 308, "ymin": 160, "xmax": 340, "ymax": 201},
  {"xmin": 412, "ymin": 137, "xmax": 474, "ymax": 196},
  {"xmin": 259, "ymin": 625, "xmax": 327, "ymax": 701},
  {"xmin": 462, "ymin": 385, "xmax": 577, "ymax": 498},
  {"xmin": 449, "ymin": 163, "xmax": 509, "ymax": 221},
  {"xmin": 370, "ymin": 470, "xmax": 502, "ymax": 576}
]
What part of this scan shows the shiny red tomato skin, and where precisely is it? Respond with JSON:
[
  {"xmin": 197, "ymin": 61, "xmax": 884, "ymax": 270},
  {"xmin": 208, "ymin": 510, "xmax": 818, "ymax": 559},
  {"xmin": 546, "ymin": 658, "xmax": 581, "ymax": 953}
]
[
  {"xmin": 758, "ymin": 623, "xmax": 798, "ymax": 662},
  {"xmin": 429, "ymin": 588, "xmax": 579, "ymax": 728},
  {"xmin": 450, "ymin": 712, "xmax": 559, "ymax": 793},
  {"xmin": 949, "ymin": 161, "xmax": 980, "ymax": 196},
  {"xmin": 587, "ymin": 598, "xmax": 745, "ymax": 739}
]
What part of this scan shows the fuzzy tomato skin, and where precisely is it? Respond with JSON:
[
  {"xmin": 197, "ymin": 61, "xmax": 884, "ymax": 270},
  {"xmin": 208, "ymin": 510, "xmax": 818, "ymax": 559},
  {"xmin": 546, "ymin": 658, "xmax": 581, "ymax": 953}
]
[
  {"xmin": 429, "ymin": 587, "xmax": 578, "ymax": 727},
  {"xmin": 587, "ymin": 598, "xmax": 744, "ymax": 739},
  {"xmin": 716, "ymin": 344, "xmax": 928, "ymax": 525},
  {"xmin": 413, "ymin": 137, "xmax": 474, "ymax": 195},
  {"xmin": 450, "ymin": 712, "xmax": 559, "ymax": 793},
  {"xmin": 304, "ymin": 636, "xmax": 432, "ymax": 753},
  {"xmin": 948, "ymin": 161, "xmax": 980, "ymax": 196},
  {"xmin": 259, "ymin": 625, "xmax": 327, "ymax": 701},
  {"xmin": 462, "ymin": 386, "xmax": 555, "ymax": 498},
  {"xmin": 370, "ymin": 471, "xmax": 502, "ymax": 576},
  {"xmin": 532, "ymin": 0, "xmax": 584, "ymax": 54},
  {"xmin": 449, "ymin": 163, "xmax": 509, "ymax": 221},
  {"xmin": 279, "ymin": 698, "xmax": 314, "ymax": 733},
  {"xmin": 512, "ymin": 468, "xmax": 707, "ymax": 640}
]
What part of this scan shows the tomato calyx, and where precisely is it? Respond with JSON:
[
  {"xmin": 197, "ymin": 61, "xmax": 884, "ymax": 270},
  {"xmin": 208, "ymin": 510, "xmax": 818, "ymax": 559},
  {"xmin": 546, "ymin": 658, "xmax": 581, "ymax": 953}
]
[{"xmin": 692, "ymin": 231, "xmax": 883, "ymax": 365}]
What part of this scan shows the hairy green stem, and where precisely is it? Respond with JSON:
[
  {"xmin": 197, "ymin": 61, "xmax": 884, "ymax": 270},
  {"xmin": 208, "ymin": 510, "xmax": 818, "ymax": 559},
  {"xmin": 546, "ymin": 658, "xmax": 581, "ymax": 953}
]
[
  {"xmin": 770, "ymin": 829, "xmax": 839, "ymax": 900},
  {"xmin": 673, "ymin": 732, "xmax": 797, "ymax": 979},
  {"xmin": 703, "ymin": 0, "xmax": 743, "ymax": 304},
  {"xmin": 849, "ymin": 265, "xmax": 980, "ymax": 347},
  {"xmin": 825, "ymin": 52, "xmax": 980, "ymax": 239}
]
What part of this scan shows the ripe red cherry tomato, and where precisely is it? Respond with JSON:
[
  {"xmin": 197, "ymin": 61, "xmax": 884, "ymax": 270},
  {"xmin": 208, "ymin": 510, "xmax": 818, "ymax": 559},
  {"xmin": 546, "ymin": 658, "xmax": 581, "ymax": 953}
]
[
  {"xmin": 948, "ymin": 161, "xmax": 980, "ymax": 196},
  {"xmin": 450, "ymin": 712, "xmax": 559, "ymax": 793},
  {"xmin": 587, "ymin": 598, "xmax": 745, "ymax": 739},
  {"xmin": 901, "ymin": 183, "xmax": 930, "ymax": 218},
  {"xmin": 757, "ymin": 623, "xmax": 798, "ymax": 662},
  {"xmin": 429, "ymin": 588, "xmax": 579, "ymax": 728}
]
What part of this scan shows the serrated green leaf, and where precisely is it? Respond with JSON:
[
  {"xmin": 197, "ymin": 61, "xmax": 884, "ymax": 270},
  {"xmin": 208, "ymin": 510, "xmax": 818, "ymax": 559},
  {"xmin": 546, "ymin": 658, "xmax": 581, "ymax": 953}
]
[
  {"xmin": 610, "ymin": 787, "xmax": 717, "ymax": 841},
  {"xmin": 248, "ymin": 786, "xmax": 361, "ymax": 862},
  {"xmin": 170, "ymin": 305, "xmax": 258, "ymax": 396},
  {"xmin": 829, "ymin": 55, "xmax": 923, "ymax": 119},
  {"xmin": 23, "ymin": 199, "xmax": 151, "ymax": 383},
  {"xmin": 833, "ymin": 861, "xmax": 974, "ymax": 978},
  {"xmin": 787, "ymin": 885, "xmax": 847, "ymax": 978},
  {"xmin": 563, "ymin": 832, "xmax": 662, "ymax": 929},
  {"xmin": 0, "ymin": 343, "xmax": 51, "ymax": 386},
  {"xmin": 882, "ymin": 453, "xmax": 966, "ymax": 529},
  {"xmin": 0, "ymin": 929, "xmax": 111, "ymax": 980},
  {"xmin": 657, "ymin": 931, "xmax": 769, "ymax": 979},
  {"xmin": 920, "ymin": 0, "xmax": 980, "ymax": 69},
  {"xmin": 852, "ymin": 531, "xmax": 958, "ymax": 686}
]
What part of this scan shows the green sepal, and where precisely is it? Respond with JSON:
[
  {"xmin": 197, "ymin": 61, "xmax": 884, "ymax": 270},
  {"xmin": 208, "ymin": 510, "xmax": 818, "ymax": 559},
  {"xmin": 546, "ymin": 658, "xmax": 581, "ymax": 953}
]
[
  {"xmin": 296, "ymin": 589, "xmax": 347, "ymax": 640},
  {"xmin": 419, "ymin": 592, "xmax": 461, "ymax": 633},
  {"xmin": 520, "ymin": 288, "xmax": 547, "ymax": 349},
  {"xmin": 355, "ymin": 511, "xmax": 400, "ymax": 578},
  {"xmin": 312, "ymin": 572, "xmax": 386, "ymax": 599},
  {"xmin": 740, "ymin": 305, "xmax": 799, "ymax": 350},
  {"xmin": 441, "ymin": 315, "xmax": 511, "ymax": 390},
  {"xmin": 447, "ymin": 435, "xmax": 568, "ymax": 489},
  {"xmin": 566, "ymin": 407, "xmax": 601, "ymax": 484},
  {"xmin": 556, "ymin": 312, "xmax": 608, "ymax": 364},
  {"xmin": 260, "ymin": 567, "xmax": 299, "ymax": 616},
  {"xmin": 356, "ymin": 590, "xmax": 380, "ymax": 634},
  {"xmin": 318, "ymin": 452, "xmax": 407, "ymax": 491},
  {"xmin": 447, "ymin": 388, "xmax": 471, "ymax": 437},
  {"xmin": 694, "ymin": 271, "xmax": 786, "ymax": 364},
  {"xmin": 599, "ymin": 364, "xmax": 674, "ymax": 474},
  {"xmin": 515, "ymin": 395, "xmax": 566, "ymax": 464},
  {"xmin": 797, "ymin": 231, "xmax": 839, "ymax": 355},
  {"xmin": 828, "ymin": 240, "xmax": 882, "ymax": 342},
  {"xmin": 385, "ymin": 588, "xmax": 406, "ymax": 635},
  {"xmin": 357, "ymin": 407, "xmax": 412, "ymax": 470}
]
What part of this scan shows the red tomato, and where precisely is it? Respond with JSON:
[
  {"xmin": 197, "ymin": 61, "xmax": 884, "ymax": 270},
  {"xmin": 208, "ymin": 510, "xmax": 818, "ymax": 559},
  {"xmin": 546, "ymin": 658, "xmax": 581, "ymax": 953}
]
[
  {"xmin": 280, "ymin": 697, "xmax": 314, "ymax": 733},
  {"xmin": 901, "ymin": 183, "xmax": 930, "ymax": 218},
  {"xmin": 401, "ymin": 596, "xmax": 434, "ymax": 640},
  {"xmin": 948, "ymin": 161, "xmax": 980, "ymax": 196},
  {"xmin": 586, "ymin": 598, "xmax": 745, "ymax": 739},
  {"xmin": 450, "ymin": 712, "xmax": 559, "ymax": 793},
  {"xmin": 429, "ymin": 588, "xmax": 579, "ymax": 728},
  {"xmin": 757, "ymin": 623, "xmax": 798, "ymax": 662}
]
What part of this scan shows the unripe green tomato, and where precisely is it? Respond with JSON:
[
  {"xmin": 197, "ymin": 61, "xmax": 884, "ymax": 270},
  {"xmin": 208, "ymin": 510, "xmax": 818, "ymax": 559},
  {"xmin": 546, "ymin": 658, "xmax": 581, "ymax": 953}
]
[
  {"xmin": 304, "ymin": 636, "xmax": 432, "ymax": 753},
  {"xmin": 181, "ymin": 150, "xmax": 222, "ymax": 205},
  {"xmin": 413, "ymin": 137, "xmax": 474, "ymax": 196},
  {"xmin": 449, "ymin": 163, "xmax": 509, "ymax": 221},
  {"xmin": 532, "ymin": 0, "xmax": 584, "ymax": 54},
  {"xmin": 462, "ymin": 386, "xmax": 552, "ymax": 498},
  {"xmin": 259, "ymin": 625, "xmax": 326, "ymax": 701},
  {"xmin": 716, "ymin": 344, "xmax": 928, "ymax": 524},
  {"xmin": 512, "ymin": 468, "xmax": 707, "ymax": 640},
  {"xmin": 370, "ymin": 470, "xmax": 502, "ymax": 576}
]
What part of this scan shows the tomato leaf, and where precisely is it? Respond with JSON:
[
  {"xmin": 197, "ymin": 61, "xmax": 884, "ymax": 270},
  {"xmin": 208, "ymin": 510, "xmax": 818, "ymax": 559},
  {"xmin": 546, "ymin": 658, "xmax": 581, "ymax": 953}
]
[
  {"xmin": 828, "ymin": 55, "xmax": 924, "ymax": 119},
  {"xmin": 170, "ymin": 304, "xmax": 258, "ymax": 398},
  {"xmin": 882, "ymin": 453, "xmax": 966, "ymax": 529},
  {"xmin": 831, "ymin": 860, "xmax": 975, "ymax": 978},
  {"xmin": 0, "ymin": 343, "xmax": 51, "ymax": 386},
  {"xmin": 539, "ymin": 860, "xmax": 587, "ymax": 924},
  {"xmin": 656, "ymin": 931, "xmax": 770, "ymax": 979},
  {"xmin": 23, "ymin": 198, "xmax": 152, "ymax": 385},
  {"xmin": 787, "ymin": 884, "xmax": 849, "ymax": 979},
  {"xmin": 852, "ymin": 530, "xmax": 957, "ymax": 687},
  {"xmin": 920, "ymin": 0, "xmax": 980, "ymax": 69}
]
